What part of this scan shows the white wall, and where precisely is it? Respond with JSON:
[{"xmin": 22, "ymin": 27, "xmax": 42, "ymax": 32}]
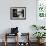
[
  {"xmin": 0, "ymin": 0, "xmax": 37, "ymax": 42},
  {"xmin": 0, "ymin": 0, "xmax": 37, "ymax": 34}
]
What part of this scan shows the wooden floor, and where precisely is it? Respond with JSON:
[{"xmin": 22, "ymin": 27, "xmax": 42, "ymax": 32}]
[{"xmin": 0, "ymin": 42, "xmax": 46, "ymax": 46}]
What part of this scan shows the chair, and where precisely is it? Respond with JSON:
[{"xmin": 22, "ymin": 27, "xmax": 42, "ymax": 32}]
[
  {"xmin": 4, "ymin": 33, "xmax": 18, "ymax": 46},
  {"xmin": 4, "ymin": 27, "xmax": 19, "ymax": 46},
  {"xmin": 18, "ymin": 33, "xmax": 30, "ymax": 46}
]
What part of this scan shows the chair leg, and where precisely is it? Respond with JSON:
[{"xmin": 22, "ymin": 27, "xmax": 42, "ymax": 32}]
[
  {"xmin": 4, "ymin": 41, "xmax": 7, "ymax": 46},
  {"xmin": 4, "ymin": 33, "xmax": 7, "ymax": 46}
]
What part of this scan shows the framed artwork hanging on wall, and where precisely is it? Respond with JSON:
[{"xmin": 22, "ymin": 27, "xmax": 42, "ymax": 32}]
[
  {"xmin": 10, "ymin": 7, "xmax": 26, "ymax": 20},
  {"xmin": 37, "ymin": 0, "xmax": 46, "ymax": 19},
  {"xmin": 36, "ymin": 0, "xmax": 46, "ymax": 26}
]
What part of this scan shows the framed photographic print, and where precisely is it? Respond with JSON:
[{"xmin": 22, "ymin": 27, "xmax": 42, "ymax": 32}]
[{"xmin": 10, "ymin": 7, "xmax": 26, "ymax": 20}]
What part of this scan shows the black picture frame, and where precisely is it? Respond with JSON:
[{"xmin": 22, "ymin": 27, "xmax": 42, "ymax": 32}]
[{"xmin": 10, "ymin": 7, "xmax": 26, "ymax": 20}]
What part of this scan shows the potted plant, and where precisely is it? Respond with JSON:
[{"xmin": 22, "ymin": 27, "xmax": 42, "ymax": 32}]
[{"xmin": 33, "ymin": 32, "xmax": 46, "ymax": 43}]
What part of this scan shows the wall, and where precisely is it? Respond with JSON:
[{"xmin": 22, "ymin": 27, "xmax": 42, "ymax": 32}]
[{"xmin": 0, "ymin": 0, "xmax": 37, "ymax": 42}]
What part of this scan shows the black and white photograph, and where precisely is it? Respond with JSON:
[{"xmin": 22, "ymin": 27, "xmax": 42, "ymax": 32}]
[{"xmin": 10, "ymin": 7, "xmax": 26, "ymax": 20}]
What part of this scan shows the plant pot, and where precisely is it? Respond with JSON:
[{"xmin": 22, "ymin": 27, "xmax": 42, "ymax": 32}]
[
  {"xmin": 37, "ymin": 39, "xmax": 40, "ymax": 43},
  {"xmin": 40, "ymin": 38, "xmax": 45, "ymax": 43},
  {"xmin": 37, "ymin": 39, "xmax": 45, "ymax": 44}
]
